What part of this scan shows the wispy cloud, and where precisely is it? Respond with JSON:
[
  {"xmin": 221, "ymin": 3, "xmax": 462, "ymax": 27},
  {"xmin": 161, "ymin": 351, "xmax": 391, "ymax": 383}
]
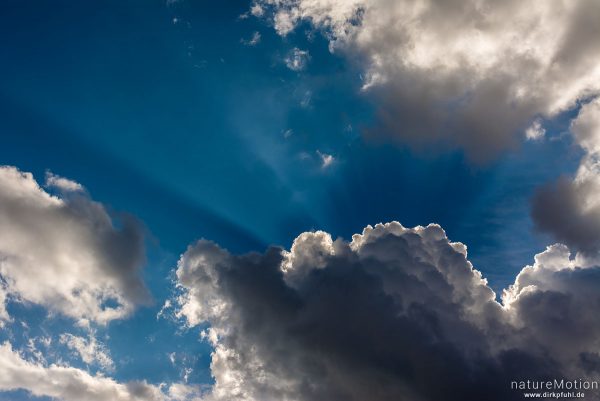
[
  {"xmin": 241, "ymin": 31, "xmax": 261, "ymax": 46},
  {"xmin": 316, "ymin": 150, "xmax": 334, "ymax": 169},
  {"xmin": 284, "ymin": 47, "xmax": 310, "ymax": 71}
]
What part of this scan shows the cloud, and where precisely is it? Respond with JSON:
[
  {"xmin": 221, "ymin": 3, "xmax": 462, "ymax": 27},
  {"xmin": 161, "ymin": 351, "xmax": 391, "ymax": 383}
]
[
  {"xmin": 45, "ymin": 171, "xmax": 85, "ymax": 192},
  {"xmin": 0, "ymin": 166, "xmax": 150, "ymax": 326},
  {"xmin": 241, "ymin": 31, "xmax": 261, "ymax": 46},
  {"xmin": 0, "ymin": 341, "xmax": 204, "ymax": 401},
  {"xmin": 59, "ymin": 333, "xmax": 114, "ymax": 371},
  {"xmin": 525, "ymin": 119, "xmax": 545, "ymax": 141},
  {"xmin": 570, "ymin": 98, "xmax": 600, "ymax": 154},
  {"xmin": 254, "ymin": 0, "xmax": 600, "ymax": 161},
  {"xmin": 0, "ymin": 341, "xmax": 162, "ymax": 401},
  {"xmin": 316, "ymin": 150, "xmax": 334, "ymax": 168},
  {"xmin": 250, "ymin": 4, "xmax": 264, "ymax": 17},
  {"xmin": 284, "ymin": 47, "xmax": 310, "ymax": 71},
  {"xmin": 172, "ymin": 221, "xmax": 600, "ymax": 401},
  {"xmin": 532, "ymin": 98, "xmax": 600, "ymax": 253}
]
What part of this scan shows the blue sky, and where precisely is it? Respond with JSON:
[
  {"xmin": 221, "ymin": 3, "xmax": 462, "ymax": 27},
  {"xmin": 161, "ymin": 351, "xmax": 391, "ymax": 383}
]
[{"xmin": 1, "ymin": 1, "xmax": 599, "ymax": 400}]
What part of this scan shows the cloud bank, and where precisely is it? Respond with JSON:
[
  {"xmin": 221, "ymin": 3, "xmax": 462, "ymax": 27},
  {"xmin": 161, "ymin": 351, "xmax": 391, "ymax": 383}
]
[
  {"xmin": 173, "ymin": 222, "xmax": 600, "ymax": 401},
  {"xmin": 0, "ymin": 166, "xmax": 150, "ymax": 326},
  {"xmin": 254, "ymin": 0, "xmax": 600, "ymax": 161}
]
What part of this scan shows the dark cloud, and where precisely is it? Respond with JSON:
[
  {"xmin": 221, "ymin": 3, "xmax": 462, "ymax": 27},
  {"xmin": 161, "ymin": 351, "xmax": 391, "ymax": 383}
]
[
  {"xmin": 175, "ymin": 222, "xmax": 600, "ymax": 401},
  {"xmin": 531, "ymin": 99, "xmax": 600, "ymax": 253},
  {"xmin": 531, "ymin": 175, "xmax": 600, "ymax": 253}
]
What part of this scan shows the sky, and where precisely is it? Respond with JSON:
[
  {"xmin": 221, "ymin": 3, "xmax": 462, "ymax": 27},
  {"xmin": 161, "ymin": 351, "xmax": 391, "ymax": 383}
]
[{"xmin": 1, "ymin": 1, "xmax": 600, "ymax": 400}]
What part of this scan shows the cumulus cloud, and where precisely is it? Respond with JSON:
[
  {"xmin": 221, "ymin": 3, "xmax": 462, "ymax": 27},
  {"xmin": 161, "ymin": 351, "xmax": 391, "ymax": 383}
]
[
  {"xmin": 254, "ymin": 0, "xmax": 600, "ymax": 161},
  {"xmin": 171, "ymin": 221, "xmax": 600, "ymax": 401},
  {"xmin": 532, "ymin": 99, "xmax": 600, "ymax": 253},
  {"xmin": 284, "ymin": 47, "xmax": 310, "ymax": 71},
  {"xmin": 0, "ymin": 166, "xmax": 150, "ymax": 326},
  {"xmin": 502, "ymin": 243, "xmax": 600, "ymax": 372}
]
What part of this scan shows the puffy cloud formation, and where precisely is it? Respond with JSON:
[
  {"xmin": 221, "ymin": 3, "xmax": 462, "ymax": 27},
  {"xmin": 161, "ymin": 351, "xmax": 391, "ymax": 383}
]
[
  {"xmin": 502, "ymin": 243, "xmax": 600, "ymax": 374},
  {"xmin": 0, "ymin": 341, "xmax": 203, "ymax": 401},
  {"xmin": 0, "ymin": 166, "xmax": 150, "ymax": 326},
  {"xmin": 255, "ymin": 0, "xmax": 600, "ymax": 161},
  {"xmin": 532, "ymin": 99, "xmax": 600, "ymax": 253},
  {"xmin": 174, "ymin": 222, "xmax": 600, "ymax": 401}
]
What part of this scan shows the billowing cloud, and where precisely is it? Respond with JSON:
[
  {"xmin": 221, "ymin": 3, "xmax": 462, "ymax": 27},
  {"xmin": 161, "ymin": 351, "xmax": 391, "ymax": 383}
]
[
  {"xmin": 255, "ymin": 0, "xmax": 600, "ymax": 161},
  {"xmin": 502, "ymin": 243, "xmax": 600, "ymax": 373},
  {"xmin": 0, "ymin": 166, "xmax": 150, "ymax": 326},
  {"xmin": 173, "ymin": 221, "xmax": 600, "ymax": 401},
  {"xmin": 532, "ymin": 98, "xmax": 600, "ymax": 253}
]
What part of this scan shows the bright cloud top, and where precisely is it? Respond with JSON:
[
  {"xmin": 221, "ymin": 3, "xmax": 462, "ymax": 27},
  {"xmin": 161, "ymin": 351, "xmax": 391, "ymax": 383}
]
[
  {"xmin": 0, "ymin": 166, "xmax": 150, "ymax": 326},
  {"xmin": 173, "ymin": 222, "xmax": 600, "ymax": 401},
  {"xmin": 255, "ymin": 0, "xmax": 600, "ymax": 161}
]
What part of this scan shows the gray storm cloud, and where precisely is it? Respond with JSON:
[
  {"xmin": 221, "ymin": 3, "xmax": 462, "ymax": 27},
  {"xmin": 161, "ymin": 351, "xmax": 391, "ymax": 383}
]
[
  {"xmin": 254, "ymin": 0, "xmax": 600, "ymax": 162},
  {"xmin": 174, "ymin": 222, "xmax": 600, "ymax": 401},
  {"xmin": 0, "ymin": 166, "xmax": 150, "ymax": 326}
]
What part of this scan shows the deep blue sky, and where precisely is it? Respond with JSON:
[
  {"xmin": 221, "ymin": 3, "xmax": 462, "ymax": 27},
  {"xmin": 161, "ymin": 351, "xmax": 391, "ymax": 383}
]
[{"xmin": 0, "ymin": 0, "xmax": 584, "ymax": 396}]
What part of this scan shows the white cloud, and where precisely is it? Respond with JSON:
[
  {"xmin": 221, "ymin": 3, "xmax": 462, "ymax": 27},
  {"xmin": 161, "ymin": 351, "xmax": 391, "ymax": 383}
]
[
  {"xmin": 571, "ymin": 98, "xmax": 600, "ymax": 154},
  {"xmin": 525, "ymin": 119, "xmax": 546, "ymax": 141},
  {"xmin": 45, "ymin": 172, "xmax": 84, "ymax": 192},
  {"xmin": 59, "ymin": 333, "xmax": 114, "ymax": 371},
  {"xmin": 167, "ymin": 383, "xmax": 204, "ymax": 401},
  {"xmin": 284, "ymin": 47, "xmax": 310, "ymax": 71},
  {"xmin": 250, "ymin": 3, "xmax": 264, "ymax": 17},
  {"xmin": 0, "ymin": 166, "xmax": 150, "ymax": 327},
  {"xmin": 0, "ymin": 341, "xmax": 166, "ymax": 401},
  {"xmin": 0, "ymin": 338, "xmax": 205, "ymax": 401},
  {"xmin": 255, "ymin": 0, "xmax": 600, "ymax": 161}
]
